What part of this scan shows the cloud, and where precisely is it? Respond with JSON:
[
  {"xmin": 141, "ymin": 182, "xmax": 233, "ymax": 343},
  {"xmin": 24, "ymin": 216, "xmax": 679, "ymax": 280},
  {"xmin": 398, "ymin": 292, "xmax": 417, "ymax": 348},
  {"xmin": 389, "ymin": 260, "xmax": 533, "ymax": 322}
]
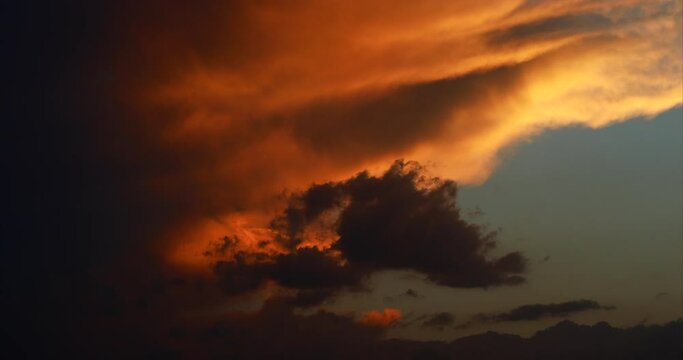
[
  {"xmin": 210, "ymin": 161, "xmax": 526, "ymax": 305},
  {"xmin": 285, "ymin": 64, "xmax": 523, "ymax": 162},
  {"xmin": 383, "ymin": 288, "xmax": 422, "ymax": 303},
  {"xmin": 272, "ymin": 161, "xmax": 525, "ymax": 289},
  {"xmin": 213, "ymin": 247, "xmax": 365, "ymax": 300},
  {"xmin": 17, "ymin": 0, "xmax": 675, "ymax": 273},
  {"xmin": 137, "ymin": 0, "xmax": 680, "ymax": 191},
  {"xmin": 54, "ymin": 1, "xmax": 678, "ymax": 242},
  {"xmin": 421, "ymin": 312, "xmax": 457, "ymax": 331},
  {"xmin": 472, "ymin": 299, "xmax": 615, "ymax": 323},
  {"xmin": 282, "ymin": 289, "xmax": 339, "ymax": 308},
  {"xmin": 359, "ymin": 308, "xmax": 403, "ymax": 328},
  {"xmin": 332, "ymin": 162, "xmax": 527, "ymax": 288},
  {"xmin": 405, "ymin": 289, "xmax": 420, "ymax": 298},
  {"xmin": 134, "ymin": 0, "xmax": 681, "ymax": 274},
  {"xmin": 487, "ymin": 12, "xmax": 613, "ymax": 46}
]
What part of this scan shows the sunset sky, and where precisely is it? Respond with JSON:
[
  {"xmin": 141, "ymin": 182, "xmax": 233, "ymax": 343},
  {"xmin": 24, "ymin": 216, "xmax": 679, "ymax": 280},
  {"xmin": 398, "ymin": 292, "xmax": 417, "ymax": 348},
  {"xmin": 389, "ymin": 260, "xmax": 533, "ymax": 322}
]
[{"xmin": 3, "ymin": 0, "xmax": 682, "ymax": 358}]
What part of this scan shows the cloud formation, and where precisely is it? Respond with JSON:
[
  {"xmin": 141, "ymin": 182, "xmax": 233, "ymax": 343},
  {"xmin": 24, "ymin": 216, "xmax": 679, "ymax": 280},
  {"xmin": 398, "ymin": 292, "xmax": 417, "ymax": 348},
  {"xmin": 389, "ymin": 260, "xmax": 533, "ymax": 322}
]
[
  {"xmin": 108, "ymin": 0, "xmax": 681, "ymax": 272},
  {"xmin": 359, "ymin": 308, "xmax": 403, "ymax": 328},
  {"xmin": 209, "ymin": 161, "xmax": 526, "ymax": 305},
  {"xmin": 473, "ymin": 299, "xmax": 615, "ymax": 323},
  {"xmin": 10, "ymin": 0, "xmax": 673, "ymax": 276},
  {"xmin": 3, "ymin": 0, "xmax": 681, "ymax": 357},
  {"xmin": 421, "ymin": 312, "xmax": 457, "ymax": 331},
  {"xmin": 137, "ymin": 0, "xmax": 681, "ymax": 192},
  {"xmin": 213, "ymin": 246, "xmax": 364, "ymax": 301}
]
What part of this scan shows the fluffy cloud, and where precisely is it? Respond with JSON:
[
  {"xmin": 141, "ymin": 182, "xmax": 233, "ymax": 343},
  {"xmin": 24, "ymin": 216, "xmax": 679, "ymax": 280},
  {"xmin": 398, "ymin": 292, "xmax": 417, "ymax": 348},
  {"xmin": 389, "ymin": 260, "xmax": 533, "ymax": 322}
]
[{"xmin": 211, "ymin": 161, "xmax": 527, "ymax": 305}]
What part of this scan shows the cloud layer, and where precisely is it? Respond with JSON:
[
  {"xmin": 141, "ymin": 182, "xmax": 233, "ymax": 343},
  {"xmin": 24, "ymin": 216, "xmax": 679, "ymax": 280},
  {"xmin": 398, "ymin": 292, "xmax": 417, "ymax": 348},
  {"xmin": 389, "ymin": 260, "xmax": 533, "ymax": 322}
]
[{"xmin": 99, "ymin": 0, "xmax": 681, "ymax": 270}]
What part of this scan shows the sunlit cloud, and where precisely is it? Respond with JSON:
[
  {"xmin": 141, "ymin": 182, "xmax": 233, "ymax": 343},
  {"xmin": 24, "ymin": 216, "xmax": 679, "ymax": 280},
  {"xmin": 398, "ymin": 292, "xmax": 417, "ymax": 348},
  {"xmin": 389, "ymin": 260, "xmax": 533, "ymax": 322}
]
[
  {"xmin": 131, "ymin": 0, "xmax": 682, "ymax": 271},
  {"xmin": 359, "ymin": 308, "xmax": 403, "ymax": 327}
]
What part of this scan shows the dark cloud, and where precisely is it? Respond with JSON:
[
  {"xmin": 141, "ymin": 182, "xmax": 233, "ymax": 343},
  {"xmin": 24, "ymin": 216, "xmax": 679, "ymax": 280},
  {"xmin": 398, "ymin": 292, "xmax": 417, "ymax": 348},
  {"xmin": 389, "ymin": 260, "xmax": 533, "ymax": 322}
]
[
  {"xmin": 287, "ymin": 65, "xmax": 522, "ymax": 160},
  {"xmin": 269, "ymin": 248, "xmax": 364, "ymax": 290},
  {"xmin": 213, "ymin": 255, "xmax": 269, "ymax": 296},
  {"xmin": 473, "ymin": 299, "xmax": 615, "ymax": 323},
  {"xmin": 405, "ymin": 289, "xmax": 420, "ymax": 298},
  {"xmin": 272, "ymin": 160, "xmax": 527, "ymax": 291},
  {"xmin": 283, "ymin": 288, "xmax": 339, "ymax": 308},
  {"xmin": 487, "ymin": 13, "xmax": 613, "ymax": 46},
  {"xmin": 203, "ymin": 235, "xmax": 239, "ymax": 257},
  {"xmin": 3, "ymin": 11, "xmax": 528, "ymax": 347},
  {"xmin": 212, "ymin": 160, "xmax": 527, "ymax": 305},
  {"xmin": 213, "ymin": 247, "xmax": 366, "ymax": 304},
  {"xmin": 383, "ymin": 288, "xmax": 422, "ymax": 303},
  {"xmin": 422, "ymin": 312, "xmax": 457, "ymax": 331}
]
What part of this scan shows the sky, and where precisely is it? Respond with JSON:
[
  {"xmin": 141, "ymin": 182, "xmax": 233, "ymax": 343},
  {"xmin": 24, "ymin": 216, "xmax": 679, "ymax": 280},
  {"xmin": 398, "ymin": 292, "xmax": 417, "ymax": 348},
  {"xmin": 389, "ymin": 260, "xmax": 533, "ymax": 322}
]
[{"xmin": 3, "ymin": 0, "xmax": 682, "ymax": 359}]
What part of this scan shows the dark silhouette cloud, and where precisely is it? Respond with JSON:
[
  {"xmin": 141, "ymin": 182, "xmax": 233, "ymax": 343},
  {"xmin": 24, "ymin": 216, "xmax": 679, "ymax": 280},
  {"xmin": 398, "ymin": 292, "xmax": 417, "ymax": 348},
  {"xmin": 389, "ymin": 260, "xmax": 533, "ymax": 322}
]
[
  {"xmin": 283, "ymin": 288, "xmax": 339, "ymax": 308},
  {"xmin": 405, "ymin": 289, "xmax": 420, "ymax": 298},
  {"xmin": 473, "ymin": 299, "xmax": 615, "ymax": 323},
  {"xmin": 214, "ymin": 247, "xmax": 365, "ymax": 302},
  {"xmin": 271, "ymin": 160, "xmax": 527, "ymax": 291},
  {"xmin": 287, "ymin": 65, "xmax": 522, "ymax": 160},
  {"xmin": 215, "ymin": 161, "xmax": 527, "ymax": 304},
  {"xmin": 422, "ymin": 312, "xmax": 457, "ymax": 331},
  {"xmin": 334, "ymin": 162, "xmax": 518, "ymax": 285},
  {"xmin": 202, "ymin": 235, "xmax": 239, "ymax": 257},
  {"xmin": 269, "ymin": 248, "xmax": 364, "ymax": 290},
  {"xmin": 383, "ymin": 288, "xmax": 422, "ymax": 303}
]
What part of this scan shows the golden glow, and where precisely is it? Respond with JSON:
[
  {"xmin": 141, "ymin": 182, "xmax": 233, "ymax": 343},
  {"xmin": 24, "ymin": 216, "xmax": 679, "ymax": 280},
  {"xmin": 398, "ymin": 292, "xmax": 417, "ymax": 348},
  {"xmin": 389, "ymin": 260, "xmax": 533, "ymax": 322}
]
[
  {"xmin": 359, "ymin": 308, "xmax": 403, "ymax": 327},
  {"xmin": 145, "ymin": 0, "xmax": 682, "ymax": 268}
]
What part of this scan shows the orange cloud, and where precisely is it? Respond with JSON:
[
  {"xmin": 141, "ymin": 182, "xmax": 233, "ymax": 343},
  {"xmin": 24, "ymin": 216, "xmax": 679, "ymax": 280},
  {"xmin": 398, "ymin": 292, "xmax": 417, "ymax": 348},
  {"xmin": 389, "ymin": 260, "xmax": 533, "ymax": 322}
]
[
  {"xmin": 83, "ymin": 1, "xmax": 681, "ymax": 269},
  {"xmin": 359, "ymin": 308, "xmax": 403, "ymax": 328},
  {"xmin": 138, "ymin": 0, "xmax": 680, "ymax": 192}
]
